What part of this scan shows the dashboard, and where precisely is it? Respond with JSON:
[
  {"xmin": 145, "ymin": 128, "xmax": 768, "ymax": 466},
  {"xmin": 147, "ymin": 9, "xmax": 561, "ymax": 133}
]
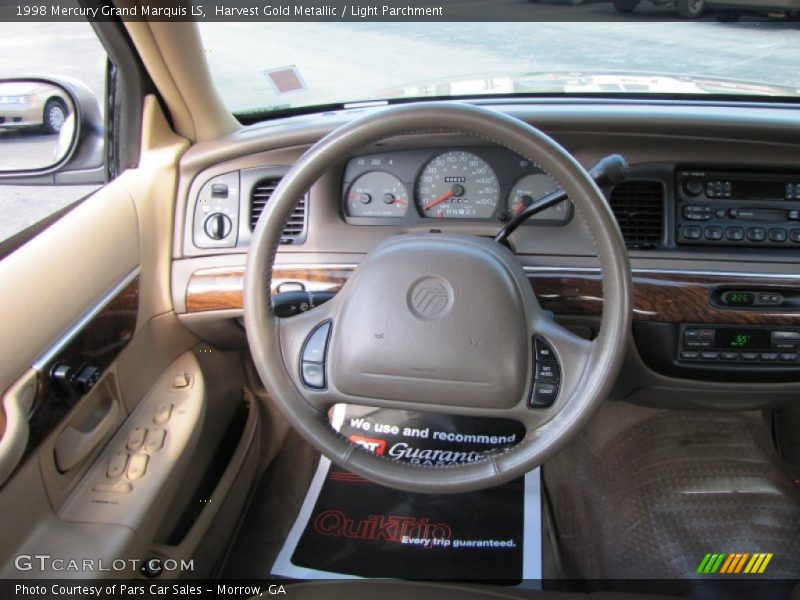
[
  {"xmin": 341, "ymin": 147, "xmax": 571, "ymax": 226},
  {"xmin": 172, "ymin": 99, "xmax": 800, "ymax": 410}
]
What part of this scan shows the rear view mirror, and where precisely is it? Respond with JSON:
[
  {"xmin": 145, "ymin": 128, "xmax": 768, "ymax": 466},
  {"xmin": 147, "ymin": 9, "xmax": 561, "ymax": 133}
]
[{"xmin": 0, "ymin": 77, "xmax": 105, "ymax": 184}]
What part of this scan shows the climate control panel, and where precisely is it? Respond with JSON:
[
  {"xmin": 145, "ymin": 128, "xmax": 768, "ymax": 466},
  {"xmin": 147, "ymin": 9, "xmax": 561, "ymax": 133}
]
[{"xmin": 678, "ymin": 325, "xmax": 800, "ymax": 365}]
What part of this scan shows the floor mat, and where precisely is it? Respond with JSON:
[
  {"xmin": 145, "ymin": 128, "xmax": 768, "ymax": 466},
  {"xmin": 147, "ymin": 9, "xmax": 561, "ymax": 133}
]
[
  {"xmin": 544, "ymin": 403, "xmax": 800, "ymax": 599},
  {"xmin": 271, "ymin": 405, "xmax": 542, "ymax": 583}
]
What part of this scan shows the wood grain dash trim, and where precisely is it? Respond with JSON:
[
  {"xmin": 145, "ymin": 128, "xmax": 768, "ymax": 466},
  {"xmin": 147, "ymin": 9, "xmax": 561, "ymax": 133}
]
[{"xmin": 184, "ymin": 266, "xmax": 800, "ymax": 326}]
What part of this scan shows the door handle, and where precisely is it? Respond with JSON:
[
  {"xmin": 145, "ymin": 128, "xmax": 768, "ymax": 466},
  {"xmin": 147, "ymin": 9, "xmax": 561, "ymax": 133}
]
[
  {"xmin": 0, "ymin": 370, "xmax": 37, "ymax": 487},
  {"xmin": 54, "ymin": 395, "xmax": 119, "ymax": 473}
]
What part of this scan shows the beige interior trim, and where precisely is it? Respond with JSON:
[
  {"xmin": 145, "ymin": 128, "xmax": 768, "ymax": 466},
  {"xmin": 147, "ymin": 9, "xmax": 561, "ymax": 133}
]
[
  {"xmin": 122, "ymin": 95, "xmax": 191, "ymax": 327},
  {"xmin": 123, "ymin": 18, "xmax": 239, "ymax": 142}
]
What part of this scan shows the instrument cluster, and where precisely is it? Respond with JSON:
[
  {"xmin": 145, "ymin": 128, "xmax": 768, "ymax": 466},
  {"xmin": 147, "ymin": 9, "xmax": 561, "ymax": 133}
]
[{"xmin": 341, "ymin": 147, "xmax": 573, "ymax": 226}]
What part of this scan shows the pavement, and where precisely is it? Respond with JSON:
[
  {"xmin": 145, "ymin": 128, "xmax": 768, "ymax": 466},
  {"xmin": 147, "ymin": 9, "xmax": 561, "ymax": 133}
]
[{"xmin": 1, "ymin": 12, "xmax": 799, "ymax": 243}]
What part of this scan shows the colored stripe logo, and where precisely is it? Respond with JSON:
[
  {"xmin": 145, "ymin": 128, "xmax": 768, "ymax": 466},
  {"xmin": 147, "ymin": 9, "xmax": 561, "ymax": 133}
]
[{"xmin": 697, "ymin": 553, "xmax": 773, "ymax": 574}]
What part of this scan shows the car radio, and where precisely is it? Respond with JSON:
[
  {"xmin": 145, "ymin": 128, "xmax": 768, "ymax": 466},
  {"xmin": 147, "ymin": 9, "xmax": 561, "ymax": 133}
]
[
  {"xmin": 676, "ymin": 170, "xmax": 800, "ymax": 247},
  {"xmin": 678, "ymin": 325, "xmax": 800, "ymax": 365}
]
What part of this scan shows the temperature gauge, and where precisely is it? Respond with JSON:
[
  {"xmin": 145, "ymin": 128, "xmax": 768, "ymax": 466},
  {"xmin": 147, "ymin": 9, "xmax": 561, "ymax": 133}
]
[
  {"xmin": 507, "ymin": 173, "xmax": 572, "ymax": 224},
  {"xmin": 346, "ymin": 172, "xmax": 409, "ymax": 218}
]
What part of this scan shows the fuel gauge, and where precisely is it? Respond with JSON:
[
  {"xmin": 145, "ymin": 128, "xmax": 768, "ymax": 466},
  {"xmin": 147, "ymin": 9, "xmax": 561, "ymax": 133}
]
[
  {"xmin": 507, "ymin": 173, "xmax": 572, "ymax": 224},
  {"xmin": 346, "ymin": 172, "xmax": 409, "ymax": 218}
]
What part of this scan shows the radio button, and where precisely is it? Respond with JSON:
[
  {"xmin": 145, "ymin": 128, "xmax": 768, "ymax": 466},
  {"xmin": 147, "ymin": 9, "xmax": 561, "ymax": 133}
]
[
  {"xmin": 715, "ymin": 209, "xmax": 727, "ymax": 219},
  {"xmin": 756, "ymin": 292, "xmax": 783, "ymax": 306},
  {"xmin": 740, "ymin": 351, "xmax": 759, "ymax": 361},
  {"xmin": 760, "ymin": 352, "xmax": 779, "ymax": 362},
  {"xmin": 725, "ymin": 227, "xmax": 744, "ymax": 241},
  {"xmin": 704, "ymin": 226, "xmax": 723, "ymax": 241},
  {"xmin": 720, "ymin": 351, "xmax": 739, "ymax": 361},
  {"xmin": 682, "ymin": 225, "xmax": 702, "ymax": 240},
  {"xmin": 747, "ymin": 227, "xmax": 766, "ymax": 242},
  {"xmin": 790, "ymin": 229, "xmax": 800, "ymax": 243},
  {"xmin": 768, "ymin": 228, "xmax": 788, "ymax": 242},
  {"xmin": 789, "ymin": 210, "xmax": 800, "ymax": 221},
  {"xmin": 680, "ymin": 350, "xmax": 700, "ymax": 360},
  {"xmin": 700, "ymin": 351, "xmax": 720, "ymax": 361},
  {"xmin": 683, "ymin": 205, "xmax": 711, "ymax": 220},
  {"xmin": 780, "ymin": 353, "xmax": 799, "ymax": 362}
]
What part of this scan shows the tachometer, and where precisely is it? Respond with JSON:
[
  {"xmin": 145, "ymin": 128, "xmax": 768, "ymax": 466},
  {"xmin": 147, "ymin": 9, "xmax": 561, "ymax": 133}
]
[
  {"xmin": 415, "ymin": 151, "xmax": 500, "ymax": 219},
  {"xmin": 346, "ymin": 172, "xmax": 409, "ymax": 218},
  {"xmin": 507, "ymin": 173, "xmax": 571, "ymax": 224}
]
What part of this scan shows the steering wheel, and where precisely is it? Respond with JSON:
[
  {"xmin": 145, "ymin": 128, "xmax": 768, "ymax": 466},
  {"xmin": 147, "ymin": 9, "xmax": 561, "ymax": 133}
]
[{"xmin": 244, "ymin": 103, "xmax": 631, "ymax": 493}]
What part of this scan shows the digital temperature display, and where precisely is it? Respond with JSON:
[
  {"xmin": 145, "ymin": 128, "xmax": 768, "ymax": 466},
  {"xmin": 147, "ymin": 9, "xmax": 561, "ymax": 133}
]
[{"xmin": 716, "ymin": 329, "xmax": 771, "ymax": 349}]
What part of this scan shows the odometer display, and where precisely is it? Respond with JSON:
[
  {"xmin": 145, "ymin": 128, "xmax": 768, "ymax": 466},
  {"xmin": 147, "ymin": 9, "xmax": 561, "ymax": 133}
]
[{"xmin": 415, "ymin": 151, "xmax": 500, "ymax": 219}]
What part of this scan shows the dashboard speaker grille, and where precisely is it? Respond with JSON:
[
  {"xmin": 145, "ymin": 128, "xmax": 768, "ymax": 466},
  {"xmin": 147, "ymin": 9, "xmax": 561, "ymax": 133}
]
[
  {"xmin": 250, "ymin": 177, "xmax": 308, "ymax": 244},
  {"xmin": 609, "ymin": 180, "xmax": 664, "ymax": 249}
]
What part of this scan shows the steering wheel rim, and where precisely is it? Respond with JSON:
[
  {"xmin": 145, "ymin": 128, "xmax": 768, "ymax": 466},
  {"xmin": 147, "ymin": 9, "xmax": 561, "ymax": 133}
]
[{"xmin": 244, "ymin": 103, "xmax": 631, "ymax": 493}]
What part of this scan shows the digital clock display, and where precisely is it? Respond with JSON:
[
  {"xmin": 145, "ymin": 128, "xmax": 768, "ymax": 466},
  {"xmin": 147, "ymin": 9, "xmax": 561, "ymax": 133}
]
[
  {"xmin": 716, "ymin": 329, "xmax": 771, "ymax": 349},
  {"xmin": 721, "ymin": 291, "xmax": 755, "ymax": 307}
]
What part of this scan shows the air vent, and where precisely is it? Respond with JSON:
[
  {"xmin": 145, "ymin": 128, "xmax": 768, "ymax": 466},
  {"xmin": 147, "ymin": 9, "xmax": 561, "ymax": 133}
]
[
  {"xmin": 250, "ymin": 177, "xmax": 308, "ymax": 244},
  {"xmin": 609, "ymin": 180, "xmax": 664, "ymax": 249}
]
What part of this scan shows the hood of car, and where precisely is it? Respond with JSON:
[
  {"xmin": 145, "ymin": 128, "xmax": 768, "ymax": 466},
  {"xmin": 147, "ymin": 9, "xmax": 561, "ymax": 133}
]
[{"xmin": 376, "ymin": 70, "xmax": 800, "ymax": 100}]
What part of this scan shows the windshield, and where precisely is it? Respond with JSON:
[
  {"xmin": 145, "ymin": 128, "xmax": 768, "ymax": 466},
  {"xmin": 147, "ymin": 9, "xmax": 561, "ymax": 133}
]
[{"xmin": 198, "ymin": 23, "xmax": 800, "ymax": 115}]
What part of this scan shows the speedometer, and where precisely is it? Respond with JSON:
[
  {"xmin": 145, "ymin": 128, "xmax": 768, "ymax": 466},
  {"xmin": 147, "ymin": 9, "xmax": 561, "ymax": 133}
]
[{"xmin": 415, "ymin": 151, "xmax": 500, "ymax": 219}]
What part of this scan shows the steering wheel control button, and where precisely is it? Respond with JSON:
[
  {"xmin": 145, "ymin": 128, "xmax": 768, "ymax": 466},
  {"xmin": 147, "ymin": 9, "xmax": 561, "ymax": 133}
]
[
  {"xmin": 127, "ymin": 454, "xmax": 149, "ymax": 481},
  {"xmin": 302, "ymin": 321, "xmax": 331, "ymax": 363},
  {"xmin": 530, "ymin": 335, "xmax": 561, "ymax": 407},
  {"xmin": 301, "ymin": 321, "xmax": 332, "ymax": 389},
  {"xmin": 145, "ymin": 429, "xmax": 166, "ymax": 453},
  {"xmin": 535, "ymin": 361, "xmax": 561, "ymax": 382},
  {"xmin": 126, "ymin": 428, "xmax": 147, "ymax": 452},
  {"xmin": 530, "ymin": 383, "xmax": 559, "ymax": 407},
  {"xmin": 106, "ymin": 453, "xmax": 129, "ymax": 479},
  {"xmin": 535, "ymin": 337, "xmax": 556, "ymax": 360},
  {"xmin": 93, "ymin": 482, "xmax": 132, "ymax": 494},
  {"xmin": 154, "ymin": 403, "xmax": 173, "ymax": 425},
  {"xmin": 302, "ymin": 363, "xmax": 326, "ymax": 389}
]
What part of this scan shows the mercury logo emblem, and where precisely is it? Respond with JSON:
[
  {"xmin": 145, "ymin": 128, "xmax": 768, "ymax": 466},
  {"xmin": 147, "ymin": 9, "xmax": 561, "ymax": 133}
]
[{"xmin": 408, "ymin": 277, "xmax": 452, "ymax": 320}]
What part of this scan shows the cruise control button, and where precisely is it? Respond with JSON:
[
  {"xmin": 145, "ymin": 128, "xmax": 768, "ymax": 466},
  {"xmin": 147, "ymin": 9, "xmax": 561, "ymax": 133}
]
[
  {"xmin": 145, "ymin": 429, "xmax": 166, "ymax": 453},
  {"xmin": 302, "ymin": 362, "xmax": 326, "ymax": 389},
  {"xmin": 530, "ymin": 382, "xmax": 559, "ymax": 408},
  {"xmin": 534, "ymin": 336, "xmax": 556, "ymax": 360},
  {"xmin": 126, "ymin": 454, "xmax": 149, "ymax": 481},
  {"xmin": 154, "ymin": 403, "xmax": 173, "ymax": 425},
  {"xmin": 126, "ymin": 428, "xmax": 147, "ymax": 452},
  {"xmin": 107, "ymin": 452, "xmax": 129, "ymax": 479},
  {"xmin": 302, "ymin": 321, "xmax": 331, "ymax": 364},
  {"xmin": 535, "ymin": 361, "xmax": 560, "ymax": 382}
]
